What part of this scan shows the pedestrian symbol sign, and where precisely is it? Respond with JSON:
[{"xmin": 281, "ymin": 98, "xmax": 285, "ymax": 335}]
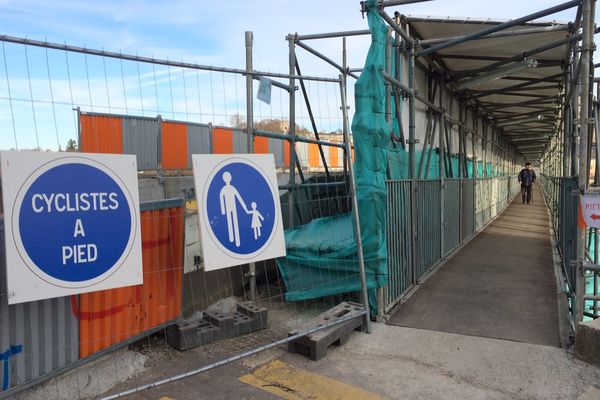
[
  {"xmin": 193, "ymin": 154, "xmax": 286, "ymax": 271},
  {"xmin": 1, "ymin": 151, "xmax": 143, "ymax": 304}
]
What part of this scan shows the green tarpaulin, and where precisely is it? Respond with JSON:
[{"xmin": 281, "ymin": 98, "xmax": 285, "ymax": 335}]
[{"xmin": 275, "ymin": 0, "xmax": 502, "ymax": 311}]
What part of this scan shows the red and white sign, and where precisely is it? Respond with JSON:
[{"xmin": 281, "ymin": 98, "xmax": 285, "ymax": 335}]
[{"xmin": 581, "ymin": 195, "xmax": 600, "ymax": 228}]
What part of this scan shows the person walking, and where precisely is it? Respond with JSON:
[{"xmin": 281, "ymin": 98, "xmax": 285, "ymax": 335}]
[{"xmin": 518, "ymin": 162, "xmax": 537, "ymax": 204}]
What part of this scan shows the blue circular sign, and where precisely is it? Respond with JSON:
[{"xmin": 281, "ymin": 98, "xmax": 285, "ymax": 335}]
[
  {"xmin": 16, "ymin": 162, "xmax": 133, "ymax": 283},
  {"xmin": 205, "ymin": 161, "xmax": 276, "ymax": 256}
]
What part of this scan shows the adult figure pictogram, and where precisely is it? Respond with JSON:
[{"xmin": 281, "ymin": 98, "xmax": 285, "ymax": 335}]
[{"xmin": 219, "ymin": 171, "xmax": 249, "ymax": 247}]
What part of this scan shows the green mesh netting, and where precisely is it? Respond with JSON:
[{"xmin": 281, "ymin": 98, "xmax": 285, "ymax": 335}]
[
  {"xmin": 275, "ymin": 0, "xmax": 388, "ymax": 312},
  {"xmin": 275, "ymin": 1, "xmax": 502, "ymax": 311}
]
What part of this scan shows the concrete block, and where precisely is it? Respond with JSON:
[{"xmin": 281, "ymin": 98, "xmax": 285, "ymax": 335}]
[
  {"xmin": 167, "ymin": 302, "xmax": 269, "ymax": 351},
  {"xmin": 575, "ymin": 318, "xmax": 600, "ymax": 367},
  {"xmin": 230, "ymin": 311, "xmax": 260, "ymax": 337},
  {"xmin": 238, "ymin": 302, "xmax": 268, "ymax": 323},
  {"xmin": 203, "ymin": 310, "xmax": 235, "ymax": 336},
  {"xmin": 288, "ymin": 302, "xmax": 364, "ymax": 361},
  {"xmin": 167, "ymin": 318, "xmax": 223, "ymax": 351}
]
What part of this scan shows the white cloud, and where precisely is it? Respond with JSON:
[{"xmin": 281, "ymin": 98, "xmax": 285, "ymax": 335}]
[{"xmin": 0, "ymin": 0, "xmax": 592, "ymax": 150}]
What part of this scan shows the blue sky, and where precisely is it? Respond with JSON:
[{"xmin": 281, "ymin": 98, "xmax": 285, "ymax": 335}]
[{"xmin": 0, "ymin": 0, "xmax": 589, "ymax": 150}]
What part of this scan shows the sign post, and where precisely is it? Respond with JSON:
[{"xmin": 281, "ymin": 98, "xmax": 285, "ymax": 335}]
[
  {"xmin": 1, "ymin": 151, "xmax": 143, "ymax": 304},
  {"xmin": 192, "ymin": 154, "xmax": 286, "ymax": 271}
]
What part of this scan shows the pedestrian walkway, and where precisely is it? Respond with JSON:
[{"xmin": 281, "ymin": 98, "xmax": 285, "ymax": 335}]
[{"xmin": 387, "ymin": 185, "xmax": 560, "ymax": 347}]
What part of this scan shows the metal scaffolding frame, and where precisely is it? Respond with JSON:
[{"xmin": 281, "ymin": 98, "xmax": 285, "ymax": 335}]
[
  {"xmin": 0, "ymin": 1, "xmax": 597, "ymax": 397},
  {"xmin": 539, "ymin": 0, "xmax": 597, "ymax": 326},
  {"xmin": 288, "ymin": 0, "xmax": 585, "ymax": 320}
]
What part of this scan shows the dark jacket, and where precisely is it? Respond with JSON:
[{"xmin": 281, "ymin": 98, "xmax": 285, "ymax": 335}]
[{"xmin": 518, "ymin": 168, "xmax": 536, "ymax": 187}]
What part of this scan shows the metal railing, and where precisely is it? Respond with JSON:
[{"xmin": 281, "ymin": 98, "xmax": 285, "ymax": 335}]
[
  {"xmin": 539, "ymin": 174, "xmax": 600, "ymax": 322},
  {"xmin": 383, "ymin": 176, "xmax": 519, "ymax": 313}
]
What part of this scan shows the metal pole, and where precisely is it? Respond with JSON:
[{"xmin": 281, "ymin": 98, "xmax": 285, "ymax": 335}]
[
  {"xmin": 439, "ymin": 81, "xmax": 445, "ymax": 257},
  {"xmin": 408, "ymin": 46, "xmax": 416, "ymax": 179},
  {"xmin": 295, "ymin": 41, "xmax": 360, "ymax": 80},
  {"xmin": 296, "ymin": 29, "xmax": 370, "ymax": 41},
  {"xmin": 563, "ymin": 65, "xmax": 571, "ymax": 177},
  {"xmin": 339, "ymin": 74, "xmax": 372, "ymax": 333},
  {"xmin": 254, "ymin": 129, "xmax": 345, "ymax": 148},
  {"xmin": 343, "ymin": 37, "xmax": 349, "ymax": 182},
  {"xmin": 385, "ymin": 28, "xmax": 393, "ymax": 133},
  {"xmin": 245, "ymin": 32, "xmax": 257, "ymax": 301},
  {"xmin": 380, "ymin": 11, "xmax": 414, "ymax": 47},
  {"xmin": 576, "ymin": 0, "xmax": 593, "ymax": 323},
  {"xmin": 459, "ymin": 105, "xmax": 464, "ymax": 178},
  {"xmin": 592, "ymin": 84, "xmax": 600, "ymax": 315},
  {"xmin": 288, "ymin": 35, "xmax": 297, "ymax": 229},
  {"xmin": 378, "ymin": 0, "xmax": 433, "ymax": 7}
]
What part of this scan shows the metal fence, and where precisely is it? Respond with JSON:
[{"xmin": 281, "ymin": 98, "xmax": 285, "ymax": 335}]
[
  {"xmin": 540, "ymin": 175, "xmax": 579, "ymax": 314},
  {"xmin": 383, "ymin": 176, "xmax": 519, "ymax": 313},
  {"xmin": 0, "ymin": 199, "xmax": 185, "ymax": 397},
  {"xmin": 0, "ymin": 30, "xmax": 374, "ymax": 399}
]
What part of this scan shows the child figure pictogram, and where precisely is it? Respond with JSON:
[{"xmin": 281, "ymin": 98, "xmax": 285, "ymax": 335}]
[{"xmin": 249, "ymin": 202, "xmax": 264, "ymax": 240}]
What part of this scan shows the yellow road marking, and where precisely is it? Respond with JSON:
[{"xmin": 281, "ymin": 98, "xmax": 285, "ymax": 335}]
[
  {"xmin": 159, "ymin": 397, "xmax": 174, "ymax": 400},
  {"xmin": 240, "ymin": 360, "xmax": 384, "ymax": 400}
]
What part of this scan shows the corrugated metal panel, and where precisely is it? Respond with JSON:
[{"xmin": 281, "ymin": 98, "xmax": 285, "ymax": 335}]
[
  {"xmin": 233, "ymin": 129, "xmax": 249, "ymax": 154},
  {"xmin": 296, "ymin": 143, "xmax": 309, "ymax": 167},
  {"xmin": 79, "ymin": 202, "xmax": 185, "ymax": 358},
  {"xmin": 187, "ymin": 123, "xmax": 211, "ymax": 168},
  {"xmin": 308, "ymin": 144, "xmax": 320, "ymax": 167},
  {"xmin": 322, "ymin": 146, "xmax": 330, "ymax": 169},
  {"xmin": 284, "ymin": 142, "xmax": 291, "ymax": 167},
  {"xmin": 330, "ymin": 147, "xmax": 340, "ymax": 168},
  {"xmin": 269, "ymin": 139, "xmax": 284, "ymax": 168},
  {"xmin": 212, "ymin": 127, "xmax": 233, "ymax": 154},
  {"xmin": 254, "ymin": 136, "xmax": 269, "ymax": 154},
  {"xmin": 79, "ymin": 114, "xmax": 123, "ymax": 154},
  {"xmin": 161, "ymin": 121, "xmax": 188, "ymax": 170},
  {"xmin": 0, "ymin": 221, "xmax": 78, "ymax": 395},
  {"xmin": 122, "ymin": 117, "xmax": 160, "ymax": 170}
]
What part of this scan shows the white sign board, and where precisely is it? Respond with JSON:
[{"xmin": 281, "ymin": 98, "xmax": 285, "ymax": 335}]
[
  {"xmin": 257, "ymin": 77, "xmax": 272, "ymax": 105},
  {"xmin": 192, "ymin": 154, "xmax": 286, "ymax": 271},
  {"xmin": 581, "ymin": 194, "xmax": 600, "ymax": 228},
  {"xmin": 1, "ymin": 151, "xmax": 143, "ymax": 304}
]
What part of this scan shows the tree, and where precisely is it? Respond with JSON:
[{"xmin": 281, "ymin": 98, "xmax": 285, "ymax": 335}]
[
  {"xmin": 66, "ymin": 139, "xmax": 78, "ymax": 152},
  {"xmin": 230, "ymin": 114, "xmax": 246, "ymax": 129}
]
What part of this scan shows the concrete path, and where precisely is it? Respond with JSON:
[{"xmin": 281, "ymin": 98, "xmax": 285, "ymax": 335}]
[
  {"xmin": 274, "ymin": 324, "xmax": 600, "ymax": 400},
  {"xmin": 88, "ymin": 324, "xmax": 600, "ymax": 400},
  {"xmin": 388, "ymin": 185, "xmax": 560, "ymax": 347},
  {"xmin": 108, "ymin": 324, "xmax": 600, "ymax": 400}
]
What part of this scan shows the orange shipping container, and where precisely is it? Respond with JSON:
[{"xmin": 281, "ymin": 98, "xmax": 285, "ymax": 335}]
[
  {"xmin": 254, "ymin": 136, "xmax": 269, "ymax": 154},
  {"xmin": 77, "ymin": 200, "xmax": 185, "ymax": 358},
  {"xmin": 79, "ymin": 114, "xmax": 123, "ymax": 154},
  {"xmin": 162, "ymin": 121, "xmax": 188, "ymax": 169},
  {"xmin": 284, "ymin": 142, "xmax": 291, "ymax": 167},
  {"xmin": 308, "ymin": 144, "xmax": 320, "ymax": 167},
  {"xmin": 212, "ymin": 127, "xmax": 233, "ymax": 154},
  {"xmin": 330, "ymin": 147, "xmax": 340, "ymax": 168}
]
